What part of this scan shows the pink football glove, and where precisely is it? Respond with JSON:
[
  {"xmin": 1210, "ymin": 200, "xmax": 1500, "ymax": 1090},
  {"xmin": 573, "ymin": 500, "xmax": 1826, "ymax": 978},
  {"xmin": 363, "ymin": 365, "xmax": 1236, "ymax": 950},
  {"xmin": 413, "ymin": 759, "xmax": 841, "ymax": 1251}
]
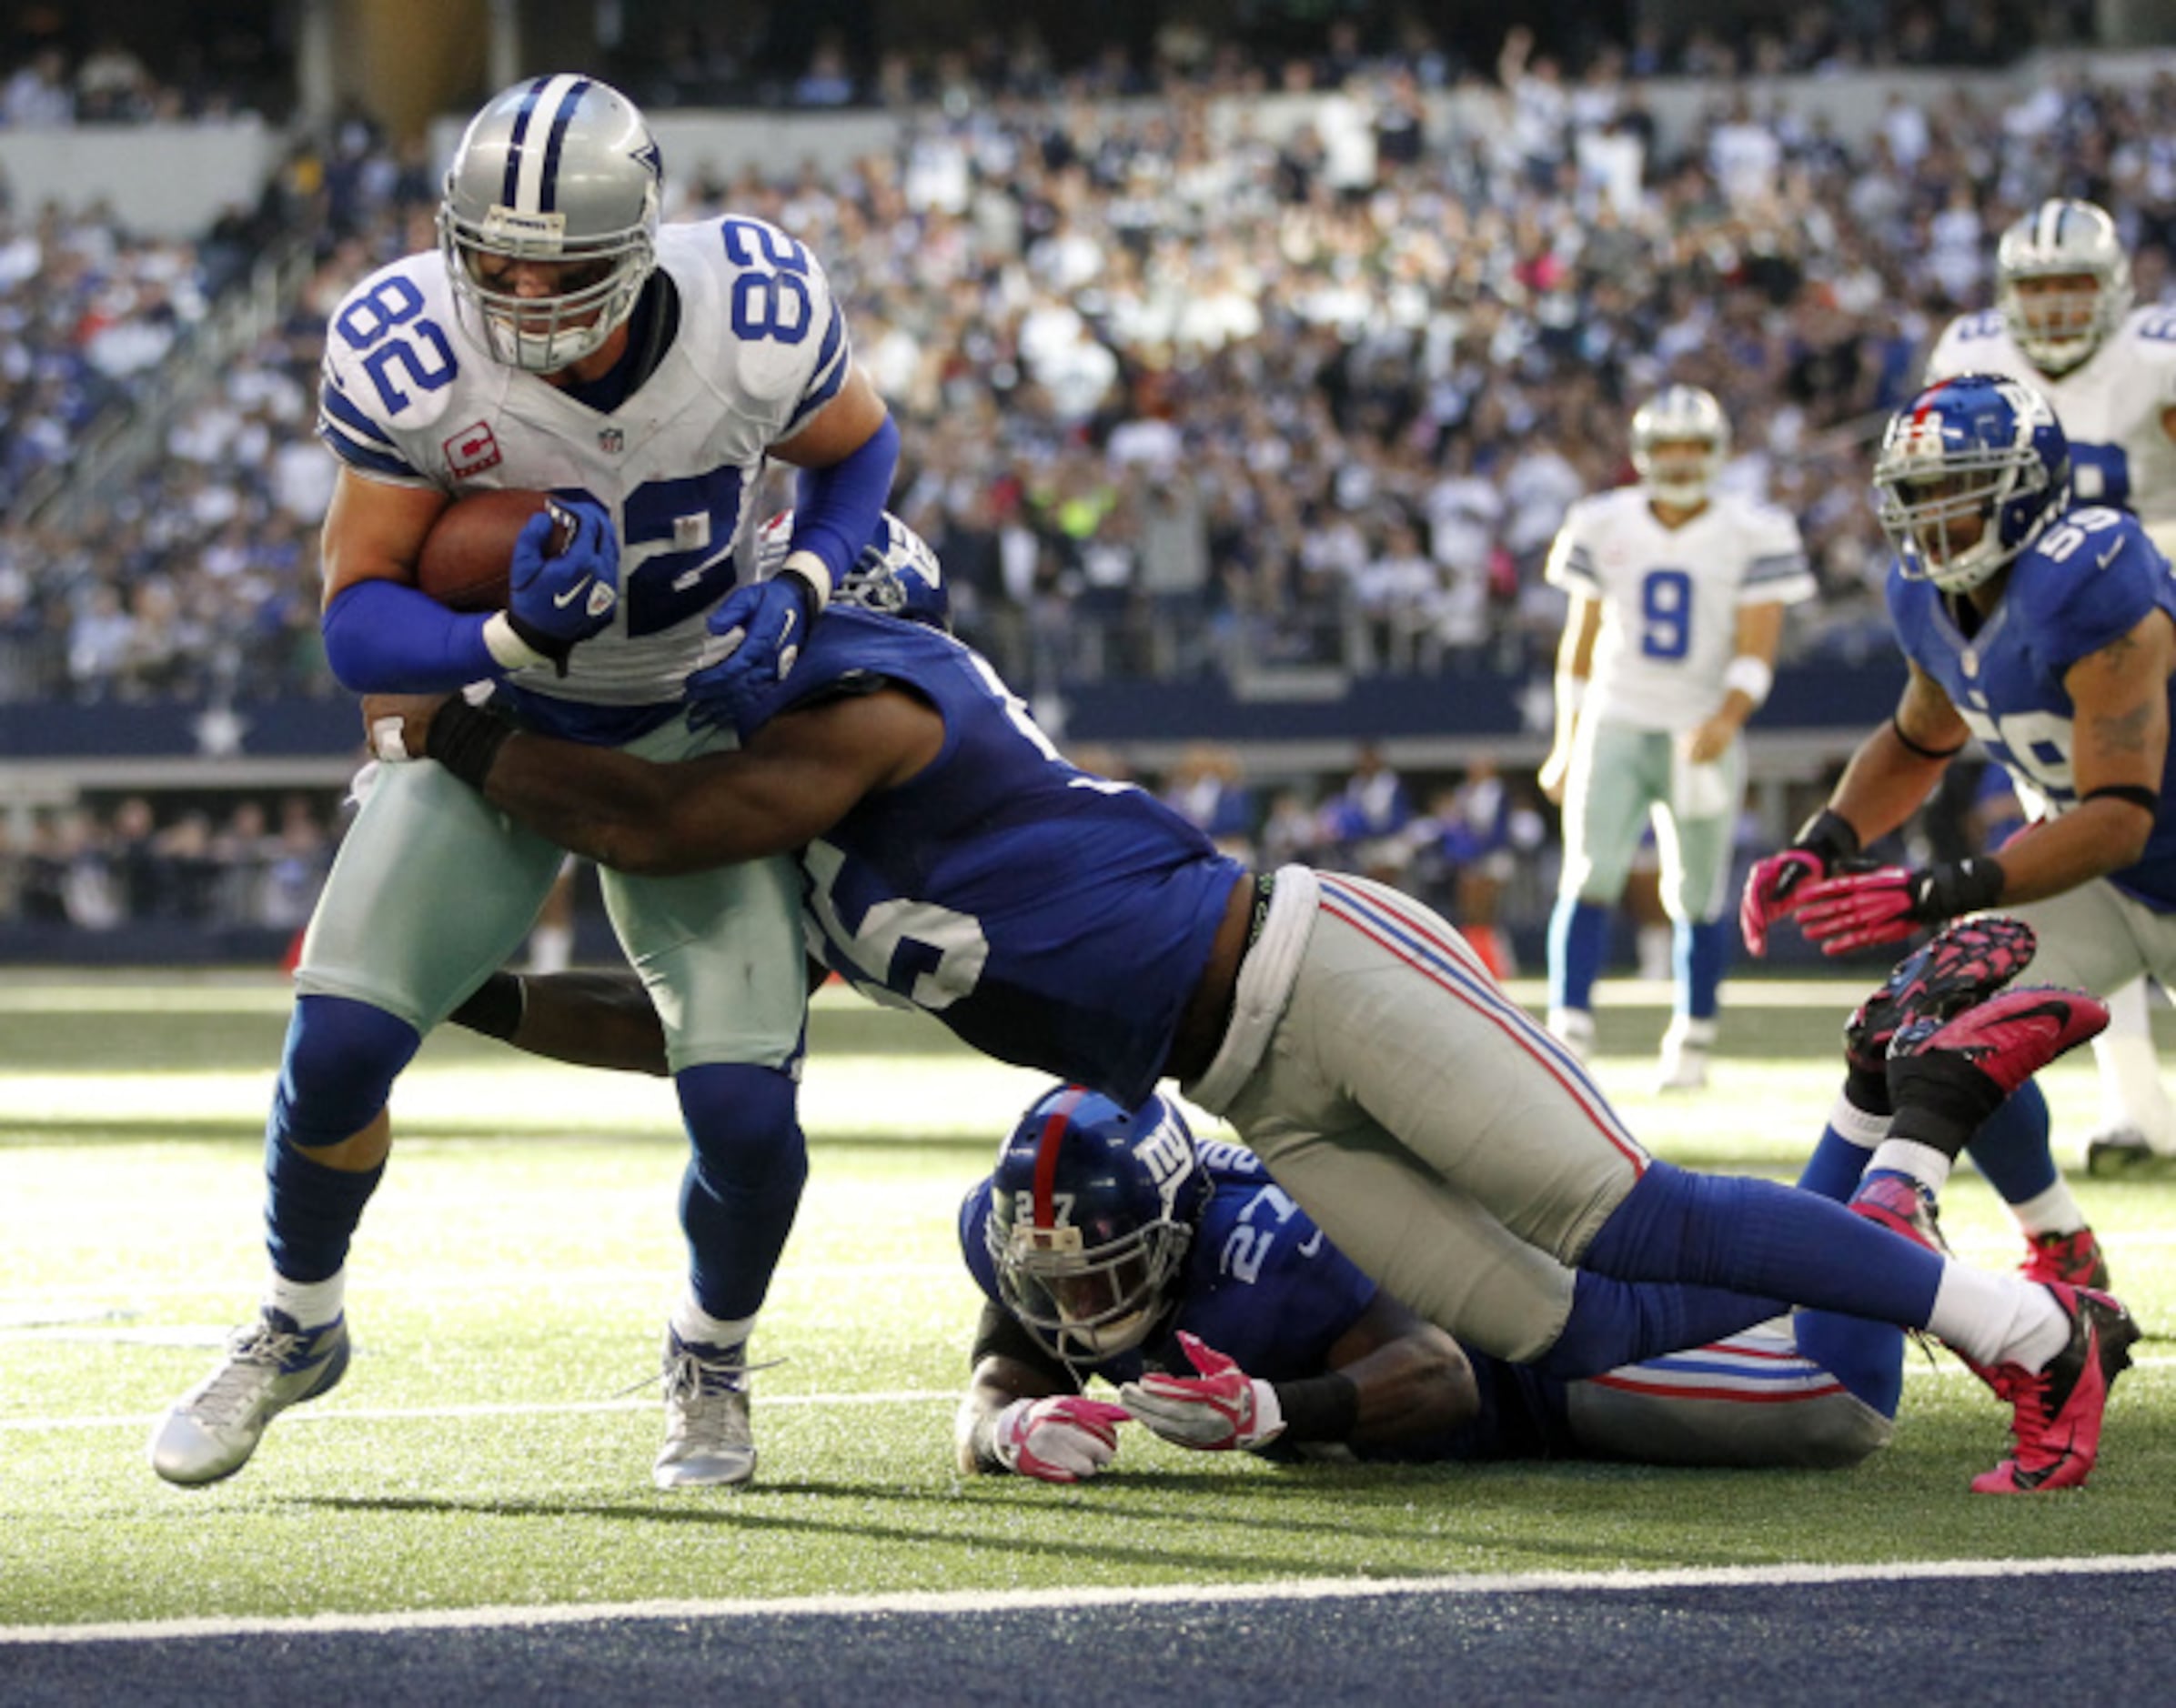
[
  {"xmin": 1793, "ymin": 858, "xmax": 2006, "ymax": 957},
  {"xmin": 991, "ymin": 1395, "xmax": 1133, "ymax": 1483},
  {"xmin": 1739, "ymin": 847, "xmax": 1826, "ymax": 956},
  {"xmin": 1740, "ymin": 808, "xmax": 1865, "ymax": 955},
  {"xmin": 1117, "ymin": 1331, "xmax": 1286, "ymax": 1452}
]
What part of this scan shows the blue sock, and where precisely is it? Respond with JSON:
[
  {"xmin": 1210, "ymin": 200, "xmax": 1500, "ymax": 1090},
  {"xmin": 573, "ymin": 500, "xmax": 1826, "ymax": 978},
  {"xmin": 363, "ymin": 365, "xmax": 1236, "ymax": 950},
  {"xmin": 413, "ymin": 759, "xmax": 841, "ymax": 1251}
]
[
  {"xmin": 676, "ymin": 1062, "xmax": 808, "ymax": 1322},
  {"xmin": 265, "ymin": 1140, "xmax": 386, "ymax": 1285},
  {"xmin": 1962, "ymin": 1080, "xmax": 2059, "ymax": 1205},
  {"xmin": 1533, "ymin": 1271, "xmax": 1788, "ymax": 1380},
  {"xmin": 1548, "ymin": 896, "xmax": 1611, "ymax": 1011},
  {"xmin": 1794, "ymin": 1310, "xmax": 1905, "ymax": 1418},
  {"xmin": 263, "ymin": 996, "xmax": 418, "ymax": 1282},
  {"xmin": 1676, "ymin": 918, "xmax": 1729, "ymax": 1021},
  {"xmin": 1796, "ymin": 1125, "xmax": 1876, "ymax": 1204},
  {"xmin": 1582, "ymin": 1160, "xmax": 1943, "ymax": 1329}
]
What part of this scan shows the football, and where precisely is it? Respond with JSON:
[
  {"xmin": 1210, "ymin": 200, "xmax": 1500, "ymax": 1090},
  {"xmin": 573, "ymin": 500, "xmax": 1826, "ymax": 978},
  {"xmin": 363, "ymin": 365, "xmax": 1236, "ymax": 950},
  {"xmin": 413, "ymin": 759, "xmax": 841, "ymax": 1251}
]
[{"xmin": 414, "ymin": 489, "xmax": 574, "ymax": 610}]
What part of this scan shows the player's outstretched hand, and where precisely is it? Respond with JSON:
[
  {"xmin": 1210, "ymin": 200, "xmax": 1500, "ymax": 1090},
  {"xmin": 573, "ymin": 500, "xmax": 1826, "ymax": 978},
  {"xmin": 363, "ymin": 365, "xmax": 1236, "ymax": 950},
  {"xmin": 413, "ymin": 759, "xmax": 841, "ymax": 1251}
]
[
  {"xmin": 991, "ymin": 1395, "xmax": 1133, "ymax": 1483},
  {"xmin": 1739, "ymin": 808, "xmax": 1863, "ymax": 956},
  {"xmin": 1793, "ymin": 859, "xmax": 2005, "ymax": 956},
  {"xmin": 1118, "ymin": 1331, "xmax": 1287, "ymax": 1452},
  {"xmin": 506, "ymin": 496, "xmax": 619, "ymax": 677},
  {"xmin": 690, "ymin": 571, "xmax": 821, "ymax": 728}
]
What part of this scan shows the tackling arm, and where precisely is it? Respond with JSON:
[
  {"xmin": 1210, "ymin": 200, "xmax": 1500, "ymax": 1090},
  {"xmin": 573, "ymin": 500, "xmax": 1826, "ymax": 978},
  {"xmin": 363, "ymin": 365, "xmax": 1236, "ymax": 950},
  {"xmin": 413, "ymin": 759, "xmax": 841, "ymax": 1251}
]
[
  {"xmin": 368, "ymin": 684, "xmax": 943, "ymax": 878},
  {"xmin": 448, "ymin": 968, "xmax": 671, "ymax": 1077}
]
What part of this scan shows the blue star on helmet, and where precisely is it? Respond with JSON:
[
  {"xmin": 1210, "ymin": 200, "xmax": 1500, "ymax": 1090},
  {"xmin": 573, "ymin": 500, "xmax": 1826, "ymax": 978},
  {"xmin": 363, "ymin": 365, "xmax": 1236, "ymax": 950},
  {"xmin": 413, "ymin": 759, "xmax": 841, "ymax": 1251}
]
[{"xmin": 631, "ymin": 139, "xmax": 662, "ymax": 181}]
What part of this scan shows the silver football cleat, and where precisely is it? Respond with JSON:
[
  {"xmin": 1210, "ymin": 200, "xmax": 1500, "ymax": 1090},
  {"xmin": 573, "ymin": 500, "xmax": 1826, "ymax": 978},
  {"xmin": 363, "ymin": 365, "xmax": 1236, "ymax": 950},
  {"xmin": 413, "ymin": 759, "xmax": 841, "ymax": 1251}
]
[
  {"xmin": 149, "ymin": 1309, "xmax": 349, "ymax": 1486},
  {"xmin": 653, "ymin": 1331, "xmax": 757, "ymax": 1490}
]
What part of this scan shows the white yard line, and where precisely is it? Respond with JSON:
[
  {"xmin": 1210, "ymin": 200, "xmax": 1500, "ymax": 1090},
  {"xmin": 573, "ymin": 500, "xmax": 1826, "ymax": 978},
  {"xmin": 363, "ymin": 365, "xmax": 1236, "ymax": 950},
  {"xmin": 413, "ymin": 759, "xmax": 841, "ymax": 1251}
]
[{"xmin": 6, "ymin": 1553, "xmax": 2174, "ymax": 1644}]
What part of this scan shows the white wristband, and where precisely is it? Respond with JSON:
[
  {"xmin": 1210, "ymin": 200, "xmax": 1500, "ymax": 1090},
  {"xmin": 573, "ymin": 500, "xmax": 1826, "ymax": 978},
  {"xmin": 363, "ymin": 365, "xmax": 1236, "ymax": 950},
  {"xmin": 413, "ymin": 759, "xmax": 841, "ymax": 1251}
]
[
  {"xmin": 1722, "ymin": 654, "xmax": 1774, "ymax": 708},
  {"xmin": 780, "ymin": 548, "xmax": 833, "ymax": 614},
  {"xmin": 482, "ymin": 611, "xmax": 549, "ymax": 672}
]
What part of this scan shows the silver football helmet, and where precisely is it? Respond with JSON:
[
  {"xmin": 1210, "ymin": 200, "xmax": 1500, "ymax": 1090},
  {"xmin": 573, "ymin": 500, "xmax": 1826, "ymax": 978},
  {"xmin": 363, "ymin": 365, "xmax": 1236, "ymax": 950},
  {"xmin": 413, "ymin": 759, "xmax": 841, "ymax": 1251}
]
[
  {"xmin": 1631, "ymin": 385, "xmax": 1729, "ymax": 507},
  {"xmin": 438, "ymin": 75, "xmax": 662, "ymax": 373},
  {"xmin": 1995, "ymin": 198, "xmax": 2132, "ymax": 376}
]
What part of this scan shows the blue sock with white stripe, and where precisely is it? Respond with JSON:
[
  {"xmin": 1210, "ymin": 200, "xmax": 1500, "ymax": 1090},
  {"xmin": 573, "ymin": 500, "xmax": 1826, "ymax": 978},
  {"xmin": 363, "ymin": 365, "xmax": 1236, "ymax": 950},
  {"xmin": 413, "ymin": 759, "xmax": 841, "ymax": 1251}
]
[
  {"xmin": 1547, "ymin": 897, "xmax": 1611, "ymax": 1012},
  {"xmin": 1581, "ymin": 1160, "xmax": 1943, "ymax": 1329}
]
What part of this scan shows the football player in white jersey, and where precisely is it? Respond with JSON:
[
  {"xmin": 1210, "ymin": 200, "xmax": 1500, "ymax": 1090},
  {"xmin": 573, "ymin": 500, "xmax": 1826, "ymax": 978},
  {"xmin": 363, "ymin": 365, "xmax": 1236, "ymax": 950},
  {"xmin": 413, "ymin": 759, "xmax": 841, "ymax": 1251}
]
[
  {"xmin": 1539, "ymin": 387, "xmax": 1815, "ymax": 1090},
  {"xmin": 148, "ymin": 75, "xmax": 900, "ymax": 1494},
  {"xmin": 1924, "ymin": 197, "xmax": 2176, "ymax": 1172}
]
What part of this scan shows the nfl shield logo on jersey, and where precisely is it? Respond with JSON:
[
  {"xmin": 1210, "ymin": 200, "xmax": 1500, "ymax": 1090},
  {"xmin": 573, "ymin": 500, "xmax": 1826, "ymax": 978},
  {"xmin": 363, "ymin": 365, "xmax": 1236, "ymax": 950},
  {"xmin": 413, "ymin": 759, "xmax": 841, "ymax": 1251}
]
[{"xmin": 599, "ymin": 426, "xmax": 626, "ymax": 455}]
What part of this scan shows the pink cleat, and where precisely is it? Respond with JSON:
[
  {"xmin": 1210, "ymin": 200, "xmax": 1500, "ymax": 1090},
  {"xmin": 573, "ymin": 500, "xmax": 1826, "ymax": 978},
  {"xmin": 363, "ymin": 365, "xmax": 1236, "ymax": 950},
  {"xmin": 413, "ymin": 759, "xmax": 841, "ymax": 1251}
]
[{"xmin": 1971, "ymin": 1284, "xmax": 2139, "ymax": 1494}]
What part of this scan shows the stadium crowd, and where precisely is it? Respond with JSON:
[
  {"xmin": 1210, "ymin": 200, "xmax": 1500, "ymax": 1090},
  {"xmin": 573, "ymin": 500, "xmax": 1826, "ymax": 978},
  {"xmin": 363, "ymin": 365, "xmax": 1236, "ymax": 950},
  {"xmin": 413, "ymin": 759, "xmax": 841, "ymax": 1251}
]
[
  {"xmin": 5, "ymin": 38, "xmax": 2174, "ymax": 708},
  {"xmin": 0, "ymin": 16, "xmax": 2171, "ymax": 935}
]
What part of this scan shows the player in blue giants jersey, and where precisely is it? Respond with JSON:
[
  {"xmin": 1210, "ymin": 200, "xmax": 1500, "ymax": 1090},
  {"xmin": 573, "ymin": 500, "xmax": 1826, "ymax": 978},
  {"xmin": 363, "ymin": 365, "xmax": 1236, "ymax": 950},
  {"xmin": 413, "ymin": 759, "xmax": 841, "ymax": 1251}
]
[
  {"xmin": 1745, "ymin": 374, "xmax": 2176, "ymax": 1252},
  {"xmin": 956, "ymin": 1084, "xmax": 1910, "ymax": 1481},
  {"xmin": 150, "ymin": 75, "xmax": 900, "ymax": 1496},
  {"xmin": 1924, "ymin": 199, "xmax": 2176, "ymax": 1171},
  {"xmin": 372, "ymin": 509, "xmax": 2139, "ymax": 1492}
]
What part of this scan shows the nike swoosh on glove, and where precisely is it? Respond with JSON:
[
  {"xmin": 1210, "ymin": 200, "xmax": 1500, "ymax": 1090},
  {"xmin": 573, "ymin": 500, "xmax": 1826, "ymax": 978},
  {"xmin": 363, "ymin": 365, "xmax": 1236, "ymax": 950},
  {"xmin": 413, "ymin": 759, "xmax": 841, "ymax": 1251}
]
[
  {"xmin": 1740, "ymin": 809, "xmax": 1864, "ymax": 955},
  {"xmin": 1793, "ymin": 858, "xmax": 2005, "ymax": 955},
  {"xmin": 505, "ymin": 496, "xmax": 620, "ymax": 677},
  {"xmin": 991, "ymin": 1395, "xmax": 1133, "ymax": 1483},
  {"xmin": 1117, "ymin": 1331, "xmax": 1286, "ymax": 1452},
  {"xmin": 1740, "ymin": 848, "xmax": 1825, "ymax": 956}
]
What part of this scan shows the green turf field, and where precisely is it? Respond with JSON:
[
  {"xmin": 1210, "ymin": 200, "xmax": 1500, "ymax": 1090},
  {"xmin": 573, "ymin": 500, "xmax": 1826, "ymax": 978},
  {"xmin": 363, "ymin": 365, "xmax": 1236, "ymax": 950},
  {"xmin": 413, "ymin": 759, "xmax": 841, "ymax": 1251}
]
[{"xmin": 2, "ymin": 972, "xmax": 2170, "ymax": 1629}]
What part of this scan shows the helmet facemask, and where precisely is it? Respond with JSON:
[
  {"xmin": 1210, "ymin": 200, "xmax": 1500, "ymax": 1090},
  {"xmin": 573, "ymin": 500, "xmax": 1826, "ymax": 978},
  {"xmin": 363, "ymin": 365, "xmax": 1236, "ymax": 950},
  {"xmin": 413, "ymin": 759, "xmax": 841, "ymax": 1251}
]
[
  {"xmin": 1874, "ymin": 428, "xmax": 2051, "ymax": 594},
  {"xmin": 995, "ymin": 1215, "xmax": 1192, "ymax": 1362},
  {"xmin": 1995, "ymin": 200, "xmax": 2132, "ymax": 377},
  {"xmin": 1631, "ymin": 387, "xmax": 1729, "ymax": 508},
  {"xmin": 439, "ymin": 205, "xmax": 656, "ymax": 372}
]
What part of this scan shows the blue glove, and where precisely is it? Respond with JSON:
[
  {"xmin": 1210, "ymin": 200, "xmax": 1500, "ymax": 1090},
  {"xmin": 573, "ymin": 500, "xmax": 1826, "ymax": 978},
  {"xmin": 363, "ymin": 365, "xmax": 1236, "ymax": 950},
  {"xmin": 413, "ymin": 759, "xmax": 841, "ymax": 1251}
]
[
  {"xmin": 505, "ymin": 496, "xmax": 619, "ymax": 677},
  {"xmin": 689, "ymin": 568, "xmax": 821, "ymax": 728}
]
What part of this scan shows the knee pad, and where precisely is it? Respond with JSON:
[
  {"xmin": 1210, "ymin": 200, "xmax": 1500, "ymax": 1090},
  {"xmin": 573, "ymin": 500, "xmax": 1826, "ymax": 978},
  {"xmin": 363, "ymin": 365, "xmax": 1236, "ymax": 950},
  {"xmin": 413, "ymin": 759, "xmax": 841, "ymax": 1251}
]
[
  {"xmin": 678, "ymin": 1061, "xmax": 806, "ymax": 1191},
  {"xmin": 270, "ymin": 995, "xmax": 421, "ymax": 1152}
]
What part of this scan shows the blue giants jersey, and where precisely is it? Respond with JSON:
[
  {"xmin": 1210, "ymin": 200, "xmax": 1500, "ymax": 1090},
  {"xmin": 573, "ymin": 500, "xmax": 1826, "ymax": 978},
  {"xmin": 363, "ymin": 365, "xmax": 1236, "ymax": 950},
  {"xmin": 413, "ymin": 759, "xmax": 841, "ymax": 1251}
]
[
  {"xmin": 756, "ymin": 607, "xmax": 1246, "ymax": 1107},
  {"xmin": 1888, "ymin": 504, "xmax": 2176, "ymax": 911},
  {"xmin": 959, "ymin": 1138, "xmax": 1572, "ymax": 1461}
]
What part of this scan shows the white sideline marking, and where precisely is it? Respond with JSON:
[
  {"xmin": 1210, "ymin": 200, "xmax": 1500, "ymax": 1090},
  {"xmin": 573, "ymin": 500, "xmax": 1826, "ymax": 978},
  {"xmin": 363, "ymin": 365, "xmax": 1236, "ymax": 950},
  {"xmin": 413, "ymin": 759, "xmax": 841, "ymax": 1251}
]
[
  {"xmin": 6, "ymin": 1553, "xmax": 2175, "ymax": 1646},
  {"xmin": 8, "ymin": 1354, "xmax": 2172, "ymax": 1434}
]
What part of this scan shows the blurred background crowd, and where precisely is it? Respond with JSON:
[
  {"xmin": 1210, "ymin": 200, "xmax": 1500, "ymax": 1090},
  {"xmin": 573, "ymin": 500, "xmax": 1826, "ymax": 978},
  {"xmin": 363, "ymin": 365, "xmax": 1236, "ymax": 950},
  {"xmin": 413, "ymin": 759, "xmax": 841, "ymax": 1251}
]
[{"xmin": 0, "ymin": 0, "xmax": 2161, "ymax": 949}]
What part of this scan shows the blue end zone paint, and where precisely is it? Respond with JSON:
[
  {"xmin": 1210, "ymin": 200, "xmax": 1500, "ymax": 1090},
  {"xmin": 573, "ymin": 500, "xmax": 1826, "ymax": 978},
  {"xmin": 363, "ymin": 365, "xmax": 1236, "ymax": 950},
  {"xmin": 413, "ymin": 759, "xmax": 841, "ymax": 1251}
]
[{"xmin": 9, "ymin": 1567, "xmax": 2175, "ymax": 1704}]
